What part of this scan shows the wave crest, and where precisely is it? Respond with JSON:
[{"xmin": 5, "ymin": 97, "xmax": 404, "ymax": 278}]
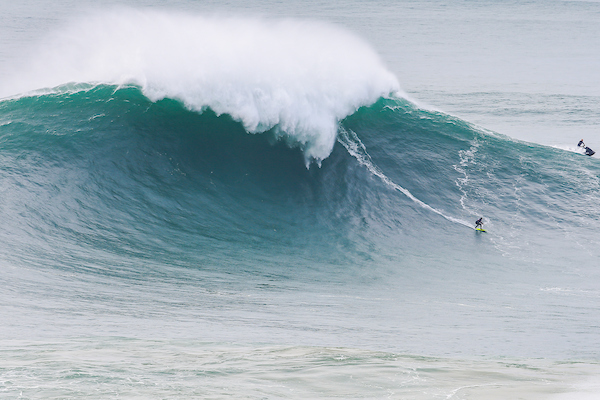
[{"xmin": 5, "ymin": 9, "xmax": 400, "ymax": 162}]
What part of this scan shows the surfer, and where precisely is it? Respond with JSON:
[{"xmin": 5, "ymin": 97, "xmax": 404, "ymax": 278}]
[{"xmin": 475, "ymin": 217, "xmax": 483, "ymax": 230}]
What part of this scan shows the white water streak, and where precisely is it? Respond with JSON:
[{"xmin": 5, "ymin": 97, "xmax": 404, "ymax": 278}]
[{"xmin": 338, "ymin": 127, "xmax": 472, "ymax": 229}]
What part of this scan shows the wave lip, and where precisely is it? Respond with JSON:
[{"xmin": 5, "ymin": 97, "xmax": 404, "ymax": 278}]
[{"xmin": 6, "ymin": 9, "xmax": 400, "ymax": 162}]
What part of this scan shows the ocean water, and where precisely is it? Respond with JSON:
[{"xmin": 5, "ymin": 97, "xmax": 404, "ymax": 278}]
[{"xmin": 1, "ymin": 1, "xmax": 600, "ymax": 399}]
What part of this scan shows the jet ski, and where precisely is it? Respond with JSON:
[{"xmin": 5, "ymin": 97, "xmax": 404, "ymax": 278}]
[{"xmin": 577, "ymin": 140, "xmax": 595, "ymax": 156}]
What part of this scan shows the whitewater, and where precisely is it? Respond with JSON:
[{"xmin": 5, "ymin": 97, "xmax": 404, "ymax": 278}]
[
  {"xmin": 2, "ymin": 1, "xmax": 600, "ymax": 399},
  {"xmin": 3, "ymin": 9, "xmax": 400, "ymax": 163}
]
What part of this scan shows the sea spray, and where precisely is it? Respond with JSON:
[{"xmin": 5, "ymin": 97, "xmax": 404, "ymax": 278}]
[{"xmin": 3, "ymin": 9, "xmax": 400, "ymax": 163}]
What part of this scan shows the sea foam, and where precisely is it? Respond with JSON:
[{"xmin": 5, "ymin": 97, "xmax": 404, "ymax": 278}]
[{"xmin": 6, "ymin": 9, "xmax": 400, "ymax": 162}]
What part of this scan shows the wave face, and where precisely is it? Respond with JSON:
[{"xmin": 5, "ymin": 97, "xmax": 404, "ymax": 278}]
[
  {"xmin": 2, "ymin": 83, "xmax": 600, "ymax": 354},
  {"xmin": 3, "ymin": 10, "xmax": 399, "ymax": 162}
]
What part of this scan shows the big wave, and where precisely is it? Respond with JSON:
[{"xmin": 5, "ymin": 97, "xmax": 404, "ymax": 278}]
[
  {"xmin": 3, "ymin": 9, "xmax": 400, "ymax": 163},
  {"xmin": 1, "ymin": 82, "xmax": 600, "ymax": 274}
]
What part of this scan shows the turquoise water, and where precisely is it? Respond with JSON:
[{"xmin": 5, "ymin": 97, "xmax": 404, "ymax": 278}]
[{"xmin": 1, "ymin": 1, "xmax": 600, "ymax": 399}]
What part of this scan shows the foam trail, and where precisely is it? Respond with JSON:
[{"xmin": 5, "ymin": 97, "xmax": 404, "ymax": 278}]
[
  {"xmin": 3, "ymin": 9, "xmax": 400, "ymax": 163},
  {"xmin": 338, "ymin": 127, "xmax": 473, "ymax": 229}
]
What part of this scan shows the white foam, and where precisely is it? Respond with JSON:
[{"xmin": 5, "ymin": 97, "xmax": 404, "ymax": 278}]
[
  {"xmin": 3, "ymin": 9, "xmax": 400, "ymax": 162},
  {"xmin": 549, "ymin": 377, "xmax": 600, "ymax": 400},
  {"xmin": 553, "ymin": 144, "xmax": 587, "ymax": 154}
]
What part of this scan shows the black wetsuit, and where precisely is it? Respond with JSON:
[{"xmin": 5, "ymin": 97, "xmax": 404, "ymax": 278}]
[{"xmin": 475, "ymin": 218, "xmax": 483, "ymax": 229}]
